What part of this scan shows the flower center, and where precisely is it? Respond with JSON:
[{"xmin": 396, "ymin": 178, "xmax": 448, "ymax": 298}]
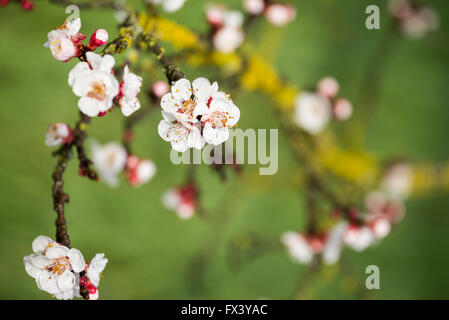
[
  {"xmin": 209, "ymin": 111, "xmax": 234, "ymax": 129},
  {"xmin": 88, "ymin": 81, "xmax": 107, "ymax": 101},
  {"xmin": 50, "ymin": 39, "xmax": 63, "ymax": 54},
  {"xmin": 46, "ymin": 257, "xmax": 71, "ymax": 275},
  {"xmin": 176, "ymin": 99, "xmax": 196, "ymax": 117},
  {"xmin": 106, "ymin": 152, "xmax": 117, "ymax": 167}
]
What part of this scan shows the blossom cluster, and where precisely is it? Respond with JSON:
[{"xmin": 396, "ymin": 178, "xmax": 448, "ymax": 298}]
[
  {"xmin": 158, "ymin": 77, "xmax": 240, "ymax": 152},
  {"xmin": 43, "ymin": 18, "xmax": 143, "ymax": 118},
  {"xmin": 243, "ymin": 0, "xmax": 296, "ymax": 26},
  {"xmin": 293, "ymin": 77, "xmax": 353, "ymax": 135},
  {"xmin": 206, "ymin": 4, "xmax": 245, "ymax": 54},
  {"xmin": 282, "ymin": 163, "xmax": 413, "ymax": 265},
  {"xmin": 388, "ymin": 0, "xmax": 439, "ymax": 39},
  {"xmin": 24, "ymin": 235, "xmax": 107, "ymax": 300}
]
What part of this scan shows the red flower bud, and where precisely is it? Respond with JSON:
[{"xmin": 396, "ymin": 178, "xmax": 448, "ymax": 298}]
[{"xmin": 21, "ymin": 0, "xmax": 33, "ymax": 11}]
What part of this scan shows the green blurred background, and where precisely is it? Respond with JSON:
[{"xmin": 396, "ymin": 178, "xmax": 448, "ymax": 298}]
[{"xmin": 1, "ymin": 0, "xmax": 448, "ymax": 299}]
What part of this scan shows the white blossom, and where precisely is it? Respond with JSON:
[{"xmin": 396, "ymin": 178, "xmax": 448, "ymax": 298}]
[
  {"xmin": 118, "ymin": 65, "xmax": 143, "ymax": 117},
  {"xmin": 69, "ymin": 52, "xmax": 119, "ymax": 117},
  {"xmin": 212, "ymin": 9, "xmax": 245, "ymax": 53},
  {"xmin": 382, "ymin": 163, "xmax": 413, "ymax": 200},
  {"xmin": 388, "ymin": 0, "xmax": 439, "ymax": 39},
  {"xmin": 281, "ymin": 232, "xmax": 314, "ymax": 264},
  {"xmin": 91, "ymin": 141, "xmax": 127, "ymax": 187},
  {"xmin": 158, "ymin": 77, "xmax": 239, "ymax": 150},
  {"xmin": 294, "ymin": 92, "xmax": 331, "ymax": 134},
  {"xmin": 44, "ymin": 18, "xmax": 82, "ymax": 62},
  {"xmin": 24, "ymin": 235, "xmax": 85, "ymax": 300},
  {"xmin": 150, "ymin": 0, "xmax": 186, "ymax": 12},
  {"xmin": 45, "ymin": 123, "xmax": 71, "ymax": 147},
  {"xmin": 158, "ymin": 111, "xmax": 205, "ymax": 152},
  {"xmin": 344, "ymin": 225, "xmax": 375, "ymax": 252},
  {"xmin": 322, "ymin": 222, "xmax": 347, "ymax": 265},
  {"xmin": 125, "ymin": 155, "xmax": 157, "ymax": 187},
  {"xmin": 162, "ymin": 184, "xmax": 197, "ymax": 219},
  {"xmin": 213, "ymin": 27, "xmax": 245, "ymax": 54},
  {"xmin": 243, "ymin": 0, "xmax": 265, "ymax": 15},
  {"xmin": 201, "ymin": 94, "xmax": 240, "ymax": 145},
  {"xmin": 265, "ymin": 4, "xmax": 296, "ymax": 26}
]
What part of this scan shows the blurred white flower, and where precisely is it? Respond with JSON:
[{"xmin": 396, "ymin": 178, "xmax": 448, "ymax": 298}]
[
  {"xmin": 382, "ymin": 163, "xmax": 413, "ymax": 200},
  {"xmin": 91, "ymin": 141, "xmax": 127, "ymax": 187},
  {"xmin": 152, "ymin": 80, "xmax": 170, "ymax": 99},
  {"xmin": 243, "ymin": 0, "xmax": 265, "ymax": 15},
  {"xmin": 150, "ymin": 0, "xmax": 186, "ymax": 12},
  {"xmin": 281, "ymin": 232, "xmax": 315, "ymax": 264},
  {"xmin": 369, "ymin": 217, "xmax": 392, "ymax": 239},
  {"xmin": 317, "ymin": 76, "xmax": 339, "ymax": 99},
  {"xmin": 333, "ymin": 98, "xmax": 353, "ymax": 121},
  {"xmin": 162, "ymin": 183, "xmax": 197, "ymax": 219},
  {"xmin": 44, "ymin": 18, "xmax": 83, "ymax": 62},
  {"xmin": 24, "ymin": 235, "xmax": 85, "ymax": 300},
  {"xmin": 45, "ymin": 123, "xmax": 71, "ymax": 147},
  {"xmin": 344, "ymin": 224, "xmax": 375, "ymax": 252},
  {"xmin": 322, "ymin": 222, "xmax": 347, "ymax": 265},
  {"xmin": 210, "ymin": 7, "xmax": 245, "ymax": 53},
  {"xmin": 294, "ymin": 92, "xmax": 331, "ymax": 134},
  {"xmin": 389, "ymin": 0, "xmax": 439, "ymax": 39},
  {"xmin": 206, "ymin": 3, "xmax": 225, "ymax": 27},
  {"xmin": 125, "ymin": 155, "xmax": 157, "ymax": 187},
  {"xmin": 365, "ymin": 190, "xmax": 405, "ymax": 223},
  {"xmin": 282, "ymin": 223, "xmax": 347, "ymax": 266},
  {"xmin": 213, "ymin": 27, "xmax": 245, "ymax": 54},
  {"xmin": 265, "ymin": 4, "xmax": 296, "ymax": 26},
  {"xmin": 118, "ymin": 65, "xmax": 143, "ymax": 117},
  {"xmin": 69, "ymin": 52, "xmax": 119, "ymax": 117}
]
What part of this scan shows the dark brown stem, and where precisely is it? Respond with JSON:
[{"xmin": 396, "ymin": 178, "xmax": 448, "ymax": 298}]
[{"xmin": 51, "ymin": 113, "xmax": 96, "ymax": 247}]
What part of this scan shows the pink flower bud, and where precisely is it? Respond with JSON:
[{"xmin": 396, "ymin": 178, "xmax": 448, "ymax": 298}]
[
  {"xmin": 206, "ymin": 4, "xmax": 225, "ymax": 28},
  {"xmin": 333, "ymin": 98, "xmax": 353, "ymax": 121},
  {"xmin": 243, "ymin": 0, "xmax": 265, "ymax": 15},
  {"xmin": 152, "ymin": 81, "xmax": 169, "ymax": 99},
  {"xmin": 88, "ymin": 29, "xmax": 109, "ymax": 50},
  {"xmin": 317, "ymin": 76, "xmax": 339, "ymax": 98},
  {"xmin": 21, "ymin": 0, "xmax": 33, "ymax": 11},
  {"xmin": 0, "ymin": 0, "xmax": 10, "ymax": 7}
]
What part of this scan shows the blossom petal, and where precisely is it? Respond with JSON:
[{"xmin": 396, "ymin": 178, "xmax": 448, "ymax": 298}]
[
  {"xmin": 46, "ymin": 245, "xmax": 70, "ymax": 259},
  {"xmin": 171, "ymin": 78, "xmax": 191, "ymax": 101},
  {"xmin": 32, "ymin": 235, "xmax": 53, "ymax": 254},
  {"xmin": 160, "ymin": 93, "xmax": 178, "ymax": 114},
  {"xmin": 203, "ymin": 122, "xmax": 229, "ymax": 145},
  {"xmin": 281, "ymin": 232, "xmax": 313, "ymax": 264},
  {"xmin": 57, "ymin": 270, "xmax": 76, "ymax": 292},
  {"xmin": 37, "ymin": 271, "xmax": 59, "ymax": 294},
  {"xmin": 87, "ymin": 253, "xmax": 108, "ymax": 287},
  {"xmin": 78, "ymin": 97, "xmax": 101, "ymax": 117},
  {"xmin": 192, "ymin": 77, "xmax": 212, "ymax": 103},
  {"xmin": 68, "ymin": 248, "xmax": 85, "ymax": 272}
]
